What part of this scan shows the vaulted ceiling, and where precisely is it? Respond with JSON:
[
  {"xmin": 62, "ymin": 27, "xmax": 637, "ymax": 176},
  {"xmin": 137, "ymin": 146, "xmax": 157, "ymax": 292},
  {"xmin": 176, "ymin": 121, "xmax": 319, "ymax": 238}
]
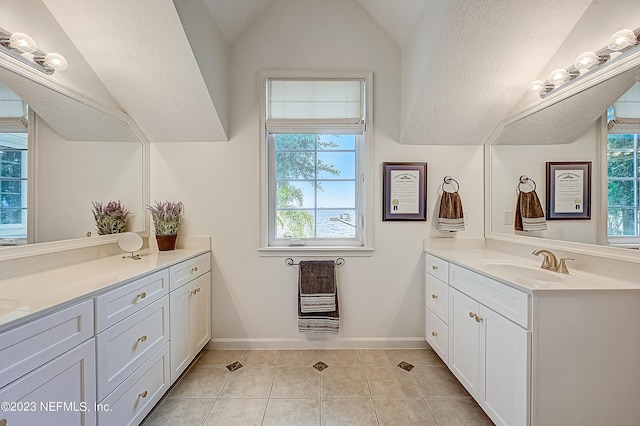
[{"xmin": 5, "ymin": 0, "xmax": 639, "ymax": 144}]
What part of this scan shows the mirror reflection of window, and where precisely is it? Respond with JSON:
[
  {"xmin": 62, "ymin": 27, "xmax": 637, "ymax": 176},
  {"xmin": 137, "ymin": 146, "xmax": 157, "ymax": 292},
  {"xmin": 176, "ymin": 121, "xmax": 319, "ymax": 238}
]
[
  {"xmin": 0, "ymin": 81, "xmax": 28, "ymax": 243},
  {"xmin": 607, "ymin": 82, "xmax": 640, "ymax": 247}
]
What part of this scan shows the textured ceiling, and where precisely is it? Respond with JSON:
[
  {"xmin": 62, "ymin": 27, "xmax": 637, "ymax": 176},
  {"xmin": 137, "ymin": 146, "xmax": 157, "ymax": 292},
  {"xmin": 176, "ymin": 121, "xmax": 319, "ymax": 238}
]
[{"xmin": 32, "ymin": 0, "xmax": 628, "ymax": 145}]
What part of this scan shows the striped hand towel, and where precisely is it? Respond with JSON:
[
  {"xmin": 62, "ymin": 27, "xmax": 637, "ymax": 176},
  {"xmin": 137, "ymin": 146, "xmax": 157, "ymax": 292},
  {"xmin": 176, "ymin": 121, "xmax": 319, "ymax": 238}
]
[
  {"xmin": 298, "ymin": 260, "xmax": 339, "ymax": 334},
  {"xmin": 438, "ymin": 191, "xmax": 465, "ymax": 232},
  {"xmin": 515, "ymin": 190, "xmax": 547, "ymax": 231}
]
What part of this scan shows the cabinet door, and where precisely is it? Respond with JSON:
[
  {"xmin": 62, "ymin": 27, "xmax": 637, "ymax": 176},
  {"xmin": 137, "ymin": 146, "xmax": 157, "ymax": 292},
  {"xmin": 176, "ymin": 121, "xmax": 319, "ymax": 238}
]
[
  {"xmin": 169, "ymin": 282, "xmax": 191, "ymax": 383},
  {"xmin": 0, "ymin": 339, "xmax": 96, "ymax": 426},
  {"xmin": 448, "ymin": 288, "xmax": 479, "ymax": 397},
  {"xmin": 479, "ymin": 306, "xmax": 530, "ymax": 426},
  {"xmin": 190, "ymin": 272, "xmax": 211, "ymax": 354}
]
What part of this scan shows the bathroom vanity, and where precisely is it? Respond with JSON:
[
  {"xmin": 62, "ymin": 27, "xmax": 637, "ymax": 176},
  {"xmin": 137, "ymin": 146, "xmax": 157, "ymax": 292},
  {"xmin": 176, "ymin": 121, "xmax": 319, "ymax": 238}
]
[
  {"xmin": 0, "ymin": 245, "xmax": 211, "ymax": 425},
  {"xmin": 425, "ymin": 247, "xmax": 640, "ymax": 426}
]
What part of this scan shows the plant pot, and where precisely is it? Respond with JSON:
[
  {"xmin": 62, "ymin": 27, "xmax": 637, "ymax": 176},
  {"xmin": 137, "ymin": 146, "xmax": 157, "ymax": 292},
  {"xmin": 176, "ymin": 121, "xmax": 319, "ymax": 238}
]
[{"xmin": 156, "ymin": 234, "xmax": 177, "ymax": 251}]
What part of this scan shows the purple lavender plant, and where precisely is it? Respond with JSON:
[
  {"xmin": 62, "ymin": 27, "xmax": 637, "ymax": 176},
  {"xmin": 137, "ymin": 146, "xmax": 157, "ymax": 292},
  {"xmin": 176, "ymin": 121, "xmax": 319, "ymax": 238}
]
[
  {"xmin": 147, "ymin": 200, "xmax": 183, "ymax": 236},
  {"xmin": 91, "ymin": 200, "xmax": 130, "ymax": 235}
]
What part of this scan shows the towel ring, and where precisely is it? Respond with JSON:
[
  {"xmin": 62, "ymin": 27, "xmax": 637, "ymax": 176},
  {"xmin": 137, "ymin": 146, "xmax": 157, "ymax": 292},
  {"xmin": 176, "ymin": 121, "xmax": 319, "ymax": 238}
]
[
  {"xmin": 442, "ymin": 176, "xmax": 459, "ymax": 193},
  {"xmin": 517, "ymin": 175, "xmax": 536, "ymax": 193}
]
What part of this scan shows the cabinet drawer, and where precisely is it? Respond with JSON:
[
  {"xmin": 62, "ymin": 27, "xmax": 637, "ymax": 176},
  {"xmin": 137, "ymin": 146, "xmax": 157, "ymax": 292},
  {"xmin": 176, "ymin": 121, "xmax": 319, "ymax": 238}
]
[
  {"xmin": 427, "ymin": 254, "xmax": 449, "ymax": 283},
  {"xmin": 426, "ymin": 308, "xmax": 448, "ymax": 365},
  {"xmin": 170, "ymin": 253, "xmax": 211, "ymax": 291},
  {"xmin": 95, "ymin": 269, "xmax": 169, "ymax": 332},
  {"xmin": 0, "ymin": 299, "xmax": 93, "ymax": 388},
  {"xmin": 98, "ymin": 343, "xmax": 170, "ymax": 426},
  {"xmin": 450, "ymin": 265, "xmax": 529, "ymax": 328},
  {"xmin": 426, "ymin": 274, "xmax": 449, "ymax": 322},
  {"xmin": 96, "ymin": 297, "xmax": 169, "ymax": 400}
]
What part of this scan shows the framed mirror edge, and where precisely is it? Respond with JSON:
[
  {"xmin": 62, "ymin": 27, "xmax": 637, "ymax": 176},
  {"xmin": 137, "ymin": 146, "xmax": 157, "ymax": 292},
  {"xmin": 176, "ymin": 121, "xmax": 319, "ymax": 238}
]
[{"xmin": 0, "ymin": 47, "xmax": 150, "ymax": 262}]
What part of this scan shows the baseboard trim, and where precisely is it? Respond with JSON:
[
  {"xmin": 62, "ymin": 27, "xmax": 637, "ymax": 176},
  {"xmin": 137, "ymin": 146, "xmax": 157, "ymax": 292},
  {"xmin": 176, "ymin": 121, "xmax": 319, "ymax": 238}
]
[{"xmin": 206, "ymin": 337, "xmax": 429, "ymax": 350}]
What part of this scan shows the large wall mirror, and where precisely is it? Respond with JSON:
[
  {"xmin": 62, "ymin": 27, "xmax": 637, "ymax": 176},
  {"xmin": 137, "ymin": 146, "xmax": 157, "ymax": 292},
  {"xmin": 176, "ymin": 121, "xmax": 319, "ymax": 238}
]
[
  {"xmin": 487, "ymin": 48, "xmax": 640, "ymax": 258},
  {"xmin": 0, "ymin": 55, "xmax": 148, "ymax": 260}
]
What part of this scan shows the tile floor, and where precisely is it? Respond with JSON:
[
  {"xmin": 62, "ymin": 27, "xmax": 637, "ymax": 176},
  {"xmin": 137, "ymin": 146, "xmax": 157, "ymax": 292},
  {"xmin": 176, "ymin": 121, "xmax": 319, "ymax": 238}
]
[{"xmin": 142, "ymin": 348, "xmax": 494, "ymax": 425}]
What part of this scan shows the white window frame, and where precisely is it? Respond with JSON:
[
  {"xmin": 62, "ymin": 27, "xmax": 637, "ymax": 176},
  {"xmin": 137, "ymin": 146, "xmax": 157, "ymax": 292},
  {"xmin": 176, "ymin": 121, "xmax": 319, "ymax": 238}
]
[{"xmin": 259, "ymin": 70, "xmax": 373, "ymax": 255}]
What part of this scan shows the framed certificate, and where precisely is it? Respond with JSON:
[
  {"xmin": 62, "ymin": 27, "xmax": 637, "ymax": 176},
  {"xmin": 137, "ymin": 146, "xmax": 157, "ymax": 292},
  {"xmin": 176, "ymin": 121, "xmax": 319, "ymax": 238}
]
[
  {"xmin": 382, "ymin": 162, "xmax": 427, "ymax": 221},
  {"xmin": 545, "ymin": 161, "xmax": 591, "ymax": 220}
]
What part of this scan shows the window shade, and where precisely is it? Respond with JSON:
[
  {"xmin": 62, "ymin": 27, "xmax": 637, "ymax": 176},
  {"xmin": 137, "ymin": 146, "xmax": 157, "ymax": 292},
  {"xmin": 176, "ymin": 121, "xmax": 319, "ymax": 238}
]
[{"xmin": 266, "ymin": 78, "xmax": 365, "ymax": 133}]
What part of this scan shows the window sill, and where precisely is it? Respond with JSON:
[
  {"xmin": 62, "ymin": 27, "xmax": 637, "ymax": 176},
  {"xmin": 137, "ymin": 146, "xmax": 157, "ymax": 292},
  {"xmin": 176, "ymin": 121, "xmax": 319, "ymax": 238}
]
[{"xmin": 258, "ymin": 246, "xmax": 374, "ymax": 257}]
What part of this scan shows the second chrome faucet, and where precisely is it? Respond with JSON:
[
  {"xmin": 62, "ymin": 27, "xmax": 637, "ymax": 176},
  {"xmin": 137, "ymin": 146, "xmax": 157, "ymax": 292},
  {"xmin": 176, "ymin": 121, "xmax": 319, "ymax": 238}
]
[{"xmin": 532, "ymin": 249, "xmax": 573, "ymax": 274}]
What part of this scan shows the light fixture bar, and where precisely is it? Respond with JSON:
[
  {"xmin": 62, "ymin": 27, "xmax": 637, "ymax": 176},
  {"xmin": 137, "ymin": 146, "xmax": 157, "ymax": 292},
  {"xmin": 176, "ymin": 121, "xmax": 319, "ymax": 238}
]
[
  {"xmin": 0, "ymin": 27, "xmax": 66, "ymax": 75},
  {"xmin": 532, "ymin": 27, "xmax": 640, "ymax": 98}
]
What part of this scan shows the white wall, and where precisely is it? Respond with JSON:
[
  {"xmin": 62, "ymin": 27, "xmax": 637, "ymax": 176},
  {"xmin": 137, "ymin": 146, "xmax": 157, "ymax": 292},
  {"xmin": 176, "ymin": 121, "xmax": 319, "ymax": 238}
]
[
  {"xmin": 490, "ymin": 120, "xmax": 601, "ymax": 244},
  {"xmin": 151, "ymin": 0, "xmax": 484, "ymax": 348}
]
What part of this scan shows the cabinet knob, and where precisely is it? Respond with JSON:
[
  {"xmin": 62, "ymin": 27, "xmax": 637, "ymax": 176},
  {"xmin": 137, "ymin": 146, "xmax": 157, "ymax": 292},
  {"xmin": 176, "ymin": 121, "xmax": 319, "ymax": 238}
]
[
  {"xmin": 192, "ymin": 266, "xmax": 198, "ymax": 273},
  {"xmin": 431, "ymin": 331, "xmax": 437, "ymax": 337},
  {"xmin": 137, "ymin": 292, "xmax": 147, "ymax": 299},
  {"xmin": 469, "ymin": 311, "xmax": 476, "ymax": 319},
  {"xmin": 191, "ymin": 287, "xmax": 201, "ymax": 295},
  {"xmin": 138, "ymin": 390, "xmax": 148, "ymax": 398},
  {"xmin": 431, "ymin": 265, "xmax": 438, "ymax": 270},
  {"xmin": 0, "ymin": 418, "xmax": 7, "ymax": 426},
  {"xmin": 475, "ymin": 314, "xmax": 483, "ymax": 323},
  {"xmin": 431, "ymin": 294, "xmax": 437, "ymax": 299},
  {"xmin": 137, "ymin": 335, "xmax": 147, "ymax": 343}
]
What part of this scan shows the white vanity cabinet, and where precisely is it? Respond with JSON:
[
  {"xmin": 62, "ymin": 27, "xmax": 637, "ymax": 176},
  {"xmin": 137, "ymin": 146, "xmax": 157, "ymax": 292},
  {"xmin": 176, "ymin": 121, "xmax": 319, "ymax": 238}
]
[
  {"xmin": 0, "ymin": 300, "xmax": 96, "ymax": 426},
  {"xmin": 426, "ymin": 254, "xmax": 530, "ymax": 426},
  {"xmin": 169, "ymin": 253, "xmax": 211, "ymax": 383},
  {"xmin": 95, "ymin": 270, "xmax": 171, "ymax": 425}
]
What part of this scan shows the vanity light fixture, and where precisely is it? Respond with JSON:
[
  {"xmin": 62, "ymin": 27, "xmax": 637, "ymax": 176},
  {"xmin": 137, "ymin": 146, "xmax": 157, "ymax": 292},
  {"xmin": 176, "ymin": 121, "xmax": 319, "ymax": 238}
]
[
  {"xmin": 0, "ymin": 27, "xmax": 67, "ymax": 75},
  {"xmin": 531, "ymin": 27, "xmax": 639, "ymax": 98}
]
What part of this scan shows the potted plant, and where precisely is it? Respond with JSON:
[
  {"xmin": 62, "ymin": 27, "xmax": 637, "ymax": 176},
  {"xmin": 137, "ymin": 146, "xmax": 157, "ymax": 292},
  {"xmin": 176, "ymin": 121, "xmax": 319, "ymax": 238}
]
[
  {"xmin": 147, "ymin": 200, "xmax": 183, "ymax": 251},
  {"xmin": 91, "ymin": 200, "xmax": 130, "ymax": 235}
]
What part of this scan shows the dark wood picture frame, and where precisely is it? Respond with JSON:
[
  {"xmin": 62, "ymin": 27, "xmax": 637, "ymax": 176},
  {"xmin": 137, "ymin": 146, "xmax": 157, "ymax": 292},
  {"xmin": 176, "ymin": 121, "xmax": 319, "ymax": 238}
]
[
  {"xmin": 382, "ymin": 162, "xmax": 427, "ymax": 221},
  {"xmin": 545, "ymin": 161, "xmax": 591, "ymax": 220}
]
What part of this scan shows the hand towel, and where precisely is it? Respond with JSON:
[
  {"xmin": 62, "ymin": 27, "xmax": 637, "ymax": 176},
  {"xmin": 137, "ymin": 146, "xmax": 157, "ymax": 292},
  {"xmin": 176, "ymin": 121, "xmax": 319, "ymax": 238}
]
[
  {"xmin": 298, "ymin": 260, "xmax": 339, "ymax": 334},
  {"xmin": 515, "ymin": 190, "xmax": 547, "ymax": 231},
  {"xmin": 438, "ymin": 192, "xmax": 465, "ymax": 232}
]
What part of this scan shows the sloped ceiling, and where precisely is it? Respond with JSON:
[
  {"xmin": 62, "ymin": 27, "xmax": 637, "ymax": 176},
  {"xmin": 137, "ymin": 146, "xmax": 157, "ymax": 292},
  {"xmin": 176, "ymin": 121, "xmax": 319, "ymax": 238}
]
[{"xmin": 34, "ymin": 0, "xmax": 627, "ymax": 145}]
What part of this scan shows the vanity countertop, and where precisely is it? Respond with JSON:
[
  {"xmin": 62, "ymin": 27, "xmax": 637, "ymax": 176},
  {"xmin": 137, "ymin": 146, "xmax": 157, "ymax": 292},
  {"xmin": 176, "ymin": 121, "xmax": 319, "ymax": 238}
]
[
  {"xmin": 426, "ymin": 247, "xmax": 640, "ymax": 294},
  {"xmin": 0, "ymin": 248, "xmax": 210, "ymax": 331}
]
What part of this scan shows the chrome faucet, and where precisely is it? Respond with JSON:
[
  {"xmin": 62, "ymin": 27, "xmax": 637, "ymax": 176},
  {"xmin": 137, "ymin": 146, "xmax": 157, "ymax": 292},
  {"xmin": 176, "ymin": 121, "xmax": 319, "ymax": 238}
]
[{"xmin": 532, "ymin": 249, "xmax": 559, "ymax": 271}]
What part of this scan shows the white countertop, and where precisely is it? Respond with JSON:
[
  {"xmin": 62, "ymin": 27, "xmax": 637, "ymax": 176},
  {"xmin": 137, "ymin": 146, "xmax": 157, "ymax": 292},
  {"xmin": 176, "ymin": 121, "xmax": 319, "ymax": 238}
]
[
  {"xmin": 0, "ymin": 248, "xmax": 209, "ymax": 331},
  {"xmin": 426, "ymin": 247, "xmax": 640, "ymax": 293}
]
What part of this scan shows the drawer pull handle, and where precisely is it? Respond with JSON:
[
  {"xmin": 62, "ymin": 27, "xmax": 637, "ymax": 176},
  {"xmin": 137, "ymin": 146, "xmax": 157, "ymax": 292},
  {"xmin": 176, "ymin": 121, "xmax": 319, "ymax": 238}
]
[
  {"xmin": 192, "ymin": 266, "xmax": 198, "ymax": 273},
  {"xmin": 0, "ymin": 418, "xmax": 7, "ymax": 426},
  {"xmin": 431, "ymin": 265, "xmax": 438, "ymax": 270},
  {"xmin": 431, "ymin": 294, "xmax": 437, "ymax": 299},
  {"xmin": 139, "ymin": 390, "xmax": 148, "ymax": 398},
  {"xmin": 431, "ymin": 331, "xmax": 437, "ymax": 337},
  {"xmin": 137, "ymin": 292, "xmax": 147, "ymax": 299},
  {"xmin": 137, "ymin": 335, "xmax": 147, "ymax": 343}
]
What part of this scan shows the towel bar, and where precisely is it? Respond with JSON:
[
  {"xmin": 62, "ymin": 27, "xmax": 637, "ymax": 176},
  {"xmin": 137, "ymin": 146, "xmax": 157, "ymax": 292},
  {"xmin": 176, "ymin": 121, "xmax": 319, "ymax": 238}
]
[{"xmin": 285, "ymin": 257, "xmax": 345, "ymax": 267}]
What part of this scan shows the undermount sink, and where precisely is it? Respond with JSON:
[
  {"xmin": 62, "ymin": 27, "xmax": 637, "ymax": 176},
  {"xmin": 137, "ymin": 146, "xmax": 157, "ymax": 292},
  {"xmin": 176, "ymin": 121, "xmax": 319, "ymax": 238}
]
[
  {"xmin": 0, "ymin": 299, "xmax": 20, "ymax": 317},
  {"xmin": 483, "ymin": 262, "xmax": 565, "ymax": 282}
]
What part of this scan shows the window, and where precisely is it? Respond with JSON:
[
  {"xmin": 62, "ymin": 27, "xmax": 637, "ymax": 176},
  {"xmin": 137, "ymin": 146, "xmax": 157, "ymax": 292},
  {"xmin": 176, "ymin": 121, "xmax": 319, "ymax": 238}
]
[
  {"xmin": 607, "ymin": 106, "xmax": 639, "ymax": 244},
  {"xmin": 0, "ymin": 136, "xmax": 28, "ymax": 239},
  {"xmin": 262, "ymin": 73, "xmax": 371, "ymax": 249}
]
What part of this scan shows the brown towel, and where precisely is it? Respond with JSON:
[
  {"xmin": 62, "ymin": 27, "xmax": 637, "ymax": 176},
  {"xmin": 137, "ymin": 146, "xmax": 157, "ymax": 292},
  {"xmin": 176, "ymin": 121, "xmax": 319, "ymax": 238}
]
[
  {"xmin": 438, "ymin": 192, "xmax": 465, "ymax": 232},
  {"xmin": 298, "ymin": 261, "xmax": 339, "ymax": 334},
  {"xmin": 515, "ymin": 191, "xmax": 547, "ymax": 231}
]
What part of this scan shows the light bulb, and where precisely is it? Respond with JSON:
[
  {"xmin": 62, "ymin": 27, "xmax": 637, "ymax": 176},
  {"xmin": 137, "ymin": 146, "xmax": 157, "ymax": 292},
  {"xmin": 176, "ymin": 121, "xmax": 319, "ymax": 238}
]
[
  {"xmin": 608, "ymin": 29, "xmax": 637, "ymax": 51},
  {"xmin": 548, "ymin": 68, "xmax": 570, "ymax": 86},
  {"xmin": 574, "ymin": 51, "xmax": 598, "ymax": 70},
  {"xmin": 43, "ymin": 53, "xmax": 67, "ymax": 70},
  {"xmin": 3, "ymin": 32, "xmax": 36, "ymax": 53},
  {"xmin": 529, "ymin": 80, "xmax": 545, "ymax": 91}
]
